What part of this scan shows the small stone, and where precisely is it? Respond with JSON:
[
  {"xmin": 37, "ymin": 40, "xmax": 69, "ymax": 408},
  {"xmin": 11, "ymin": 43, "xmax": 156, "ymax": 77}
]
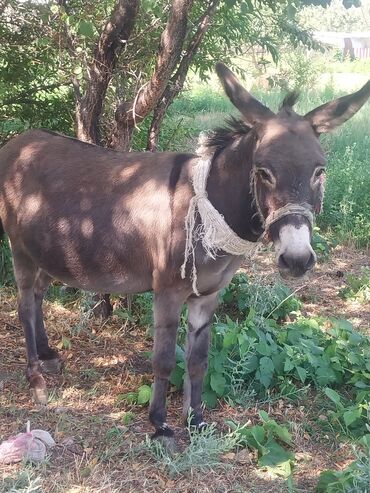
[
  {"xmin": 222, "ymin": 452, "xmax": 236, "ymax": 461},
  {"xmin": 235, "ymin": 448, "xmax": 251, "ymax": 464}
]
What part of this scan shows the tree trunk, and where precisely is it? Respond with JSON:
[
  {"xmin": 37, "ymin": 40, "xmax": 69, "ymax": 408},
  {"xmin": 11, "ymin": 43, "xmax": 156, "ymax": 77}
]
[
  {"xmin": 112, "ymin": 0, "xmax": 193, "ymax": 150},
  {"xmin": 74, "ymin": 0, "xmax": 140, "ymax": 144},
  {"xmin": 147, "ymin": 0, "xmax": 219, "ymax": 152}
]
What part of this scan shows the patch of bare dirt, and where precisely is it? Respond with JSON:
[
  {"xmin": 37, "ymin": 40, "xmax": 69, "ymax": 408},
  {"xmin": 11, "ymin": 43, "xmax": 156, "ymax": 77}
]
[
  {"xmin": 248, "ymin": 244, "xmax": 370, "ymax": 331},
  {"xmin": 0, "ymin": 246, "xmax": 369, "ymax": 492}
]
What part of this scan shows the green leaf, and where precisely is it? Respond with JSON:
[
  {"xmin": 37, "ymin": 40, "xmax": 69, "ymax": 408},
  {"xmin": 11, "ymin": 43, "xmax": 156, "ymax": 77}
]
[
  {"xmin": 117, "ymin": 391, "xmax": 137, "ymax": 404},
  {"xmin": 78, "ymin": 20, "xmax": 95, "ymax": 38},
  {"xmin": 258, "ymin": 357, "xmax": 274, "ymax": 388},
  {"xmin": 202, "ymin": 389, "xmax": 218, "ymax": 408},
  {"xmin": 269, "ymin": 422, "xmax": 292, "ymax": 445},
  {"xmin": 249, "ymin": 425, "xmax": 266, "ymax": 450},
  {"xmin": 210, "ymin": 372, "xmax": 226, "ymax": 396},
  {"xmin": 223, "ymin": 330, "xmax": 237, "ymax": 348},
  {"xmin": 170, "ymin": 365, "xmax": 184, "ymax": 389},
  {"xmin": 296, "ymin": 366, "xmax": 307, "ymax": 383},
  {"xmin": 258, "ymin": 438, "xmax": 294, "ymax": 477},
  {"xmin": 284, "ymin": 358, "xmax": 295, "ymax": 371},
  {"xmin": 62, "ymin": 336, "xmax": 71, "ymax": 349},
  {"xmin": 137, "ymin": 385, "xmax": 152, "ymax": 405},
  {"xmin": 343, "ymin": 407, "xmax": 362, "ymax": 427},
  {"xmin": 316, "ymin": 470, "xmax": 341, "ymax": 492},
  {"xmin": 256, "ymin": 340, "xmax": 271, "ymax": 356},
  {"xmin": 316, "ymin": 366, "xmax": 337, "ymax": 386},
  {"xmin": 259, "ymin": 410, "xmax": 269, "ymax": 422},
  {"xmin": 324, "ymin": 388, "xmax": 343, "ymax": 408}
]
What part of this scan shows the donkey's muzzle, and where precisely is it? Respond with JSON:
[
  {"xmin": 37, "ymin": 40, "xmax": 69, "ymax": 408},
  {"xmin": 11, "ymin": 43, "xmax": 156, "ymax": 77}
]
[
  {"xmin": 272, "ymin": 221, "xmax": 316, "ymax": 278},
  {"xmin": 278, "ymin": 250, "xmax": 316, "ymax": 278}
]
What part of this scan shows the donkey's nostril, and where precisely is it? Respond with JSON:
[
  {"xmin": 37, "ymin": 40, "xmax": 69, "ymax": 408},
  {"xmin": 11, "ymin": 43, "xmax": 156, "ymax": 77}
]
[
  {"xmin": 278, "ymin": 253, "xmax": 290, "ymax": 271},
  {"xmin": 278, "ymin": 250, "xmax": 316, "ymax": 277},
  {"xmin": 306, "ymin": 252, "xmax": 316, "ymax": 271}
]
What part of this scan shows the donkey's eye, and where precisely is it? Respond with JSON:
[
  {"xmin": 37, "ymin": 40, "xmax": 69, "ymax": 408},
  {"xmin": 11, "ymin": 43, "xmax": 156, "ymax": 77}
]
[
  {"xmin": 314, "ymin": 168, "xmax": 325, "ymax": 180},
  {"xmin": 257, "ymin": 168, "xmax": 274, "ymax": 185}
]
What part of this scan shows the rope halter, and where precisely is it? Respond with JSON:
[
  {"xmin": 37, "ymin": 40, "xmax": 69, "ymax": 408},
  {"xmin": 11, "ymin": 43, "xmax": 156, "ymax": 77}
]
[{"xmin": 262, "ymin": 202, "xmax": 314, "ymax": 242}]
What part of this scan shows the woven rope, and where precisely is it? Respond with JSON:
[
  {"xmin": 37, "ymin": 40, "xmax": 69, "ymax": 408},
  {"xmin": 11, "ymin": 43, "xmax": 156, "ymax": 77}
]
[
  {"xmin": 180, "ymin": 136, "xmax": 257, "ymax": 295},
  {"xmin": 264, "ymin": 202, "xmax": 314, "ymax": 231}
]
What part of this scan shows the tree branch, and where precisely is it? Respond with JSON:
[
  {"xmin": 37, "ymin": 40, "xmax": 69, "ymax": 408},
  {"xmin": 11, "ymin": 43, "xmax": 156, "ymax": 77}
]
[
  {"xmin": 76, "ymin": 0, "xmax": 140, "ymax": 144},
  {"xmin": 112, "ymin": 0, "xmax": 193, "ymax": 150},
  {"xmin": 147, "ymin": 0, "xmax": 220, "ymax": 151}
]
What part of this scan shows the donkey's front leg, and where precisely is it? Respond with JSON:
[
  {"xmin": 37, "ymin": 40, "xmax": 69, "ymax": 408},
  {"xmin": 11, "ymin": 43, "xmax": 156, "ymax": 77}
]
[
  {"xmin": 149, "ymin": 292, "xmax": 183, "ymax": 439},
  {"xmin": 183, "ymin": 291, "xmax": 219, "ymax": 429}
]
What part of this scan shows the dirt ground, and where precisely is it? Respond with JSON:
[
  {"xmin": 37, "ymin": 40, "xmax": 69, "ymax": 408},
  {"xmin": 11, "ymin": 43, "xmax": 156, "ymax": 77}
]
[{"xmin": 0, "ymin": 245, "xmax": 369, "ymax": 493}]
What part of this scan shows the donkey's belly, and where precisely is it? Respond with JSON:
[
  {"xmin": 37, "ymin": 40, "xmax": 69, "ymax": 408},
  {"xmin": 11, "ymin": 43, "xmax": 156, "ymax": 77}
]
[{"xmin": 20, "ymin": 230, "xmax": 153, "ymax": 294}]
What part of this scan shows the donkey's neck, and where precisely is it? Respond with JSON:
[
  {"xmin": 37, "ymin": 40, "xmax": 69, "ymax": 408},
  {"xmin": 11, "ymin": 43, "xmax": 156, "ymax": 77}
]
[{"xmin": 206, "ymin": 133, "xmax": 263, "ymax": 242}]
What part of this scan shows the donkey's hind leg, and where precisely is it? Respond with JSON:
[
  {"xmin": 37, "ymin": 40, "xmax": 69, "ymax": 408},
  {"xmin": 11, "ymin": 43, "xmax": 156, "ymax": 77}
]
[
  {"xmin": 183, "ymin": 291, "xmax": 219, "ymax": 429},
  {"xmin": 34, "ymin": 270, "xmax": 61, "ymax": 374},
  {"xmin": 12, "ymin": 249, "xmax": 47, "ymax": 404},
  {"xmin": 149, "ymin": 291, "xmax": 184, "ymax": 442}
]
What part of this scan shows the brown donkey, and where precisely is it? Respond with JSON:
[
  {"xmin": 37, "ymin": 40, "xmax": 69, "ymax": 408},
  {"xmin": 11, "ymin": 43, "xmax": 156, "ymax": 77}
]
[{"xmin": 0, "ymin": 64, "xmax": 369, "ymax": 441}]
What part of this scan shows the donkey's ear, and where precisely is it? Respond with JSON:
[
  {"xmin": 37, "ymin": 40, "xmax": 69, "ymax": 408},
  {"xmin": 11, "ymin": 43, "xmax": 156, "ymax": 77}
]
[
  {"xmin": 215, "ymin": 63, "xmax": 275, "ymax": 126},
  {"xmin": 305, "ymin": 80, "xmax": 370, "ymax": 134}
]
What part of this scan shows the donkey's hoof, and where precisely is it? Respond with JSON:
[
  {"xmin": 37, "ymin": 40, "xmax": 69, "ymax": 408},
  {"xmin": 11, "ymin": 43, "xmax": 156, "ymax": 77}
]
[
  {"xmin": 28, "ymin": 373, "xmax": 48, "ymax": 405},
  {"xmin": 195, "ymin": 421, "xmax": 208, "ymax": 432},
  {"xmin": 39, "ymin": 357, "xmax": 62, "ymax": 375},
  {"xmin": 151, "ymin": 425, "xmax": 178, "ymax": 454},
  {"xmin": 30, "ymin": 386, "xmax": 48, "ymax": 405}
]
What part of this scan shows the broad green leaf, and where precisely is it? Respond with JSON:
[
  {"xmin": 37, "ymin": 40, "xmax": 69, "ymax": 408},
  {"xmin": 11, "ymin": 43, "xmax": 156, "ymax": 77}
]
[
  {"xmin": 78, "ymin": 20, "xmax": 95, "ymax": 38},
  {"xmin": 343, "ymin": 407, "xmax": 362, "ymax": 427},
  {"xmin": 250, "ymin": 425, "xmax": 266, "ymax": 450},
  {"xmin": 284, "ymin": 358, "xmax": 295, "ymax": 372},
  {"xmin": 268, "ymin": 422, "xmax": 292, "ymax": 445},
  {"xmin": 296, "ymin": 366, "xmax": 307, "ymax": 383},
  {"xmin": 258, "ymin": 438, "xmax": 293, "ymax": 475},
  {"xmin": 210, "ymin": 372, "xmax": 226, "ymax": 396},
  {"xmin": 202, "ymin": 389, "xmax": 217, "ymax": 408},
  {"xmin": 223, "ymin": 330, "xmax": 237, "ymax": 348},
  {"xmin": 259, "ymin": 410, "xmax": 269, "ymax": 422},
  {"xmin": 137, "ymin": 385, "xmax": 152, "ymax": 405},
  {"xmin": 175, "ymin": 344, "xmax": 185, "ymax": 362},
  {"xmin": 258, "ymin": 357, "xmax": 274, "ymax": 388},
  {"xmin": 316, "ymin": 366, "xmax": 337, "ymax": 386},
  {"xmin": 256, "ymin": 340, "xmax": 271, "ymax": 356},
  {"xmin": 266, "ymin": 459, "xmax": 292, "ymax": 478},
  {"xmin": 324, "ymin": 388, "xmax": 343, "ymax": 408},
  {"xmin": 316, "ymin": 470, "xmax": 340, "ymax": 492},
  {"xmin": 170, "ymin": 365, "xmax": 184, "ymax": 389}
]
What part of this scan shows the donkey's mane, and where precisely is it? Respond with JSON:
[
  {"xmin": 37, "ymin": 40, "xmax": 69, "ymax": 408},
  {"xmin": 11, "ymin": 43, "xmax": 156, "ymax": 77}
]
[
  {"xmin": 205, "ymin": 117, "xmax": 251, "ymax": 154},
  {"xmin": 206, "ymin": 92, "xmax": 300, "ymax": 154}
]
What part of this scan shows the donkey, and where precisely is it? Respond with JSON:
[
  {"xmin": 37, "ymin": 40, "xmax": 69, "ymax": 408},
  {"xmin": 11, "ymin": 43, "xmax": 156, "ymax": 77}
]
[{"xmin": 0, "ymin": 64, "xmax": 369, "ymax": 440}]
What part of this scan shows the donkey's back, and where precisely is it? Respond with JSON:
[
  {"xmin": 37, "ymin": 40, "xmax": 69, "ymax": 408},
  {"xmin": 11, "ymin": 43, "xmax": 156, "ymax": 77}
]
[{"xmin": 0, "ymin": 129, "xmax": 194, "ymax": 293}]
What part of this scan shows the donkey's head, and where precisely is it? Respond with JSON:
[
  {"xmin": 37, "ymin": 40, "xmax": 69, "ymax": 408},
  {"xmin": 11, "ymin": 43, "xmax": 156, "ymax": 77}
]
[{"xmin": 216, "ymin": 63, "xmax": 370, "ymax": 278}]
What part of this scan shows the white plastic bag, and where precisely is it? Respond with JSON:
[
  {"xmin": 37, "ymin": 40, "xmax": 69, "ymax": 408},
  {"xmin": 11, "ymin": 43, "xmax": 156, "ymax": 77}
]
[{"xmin": 0, "ymin": 422, "xmax": 55, "ymax": 464}]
